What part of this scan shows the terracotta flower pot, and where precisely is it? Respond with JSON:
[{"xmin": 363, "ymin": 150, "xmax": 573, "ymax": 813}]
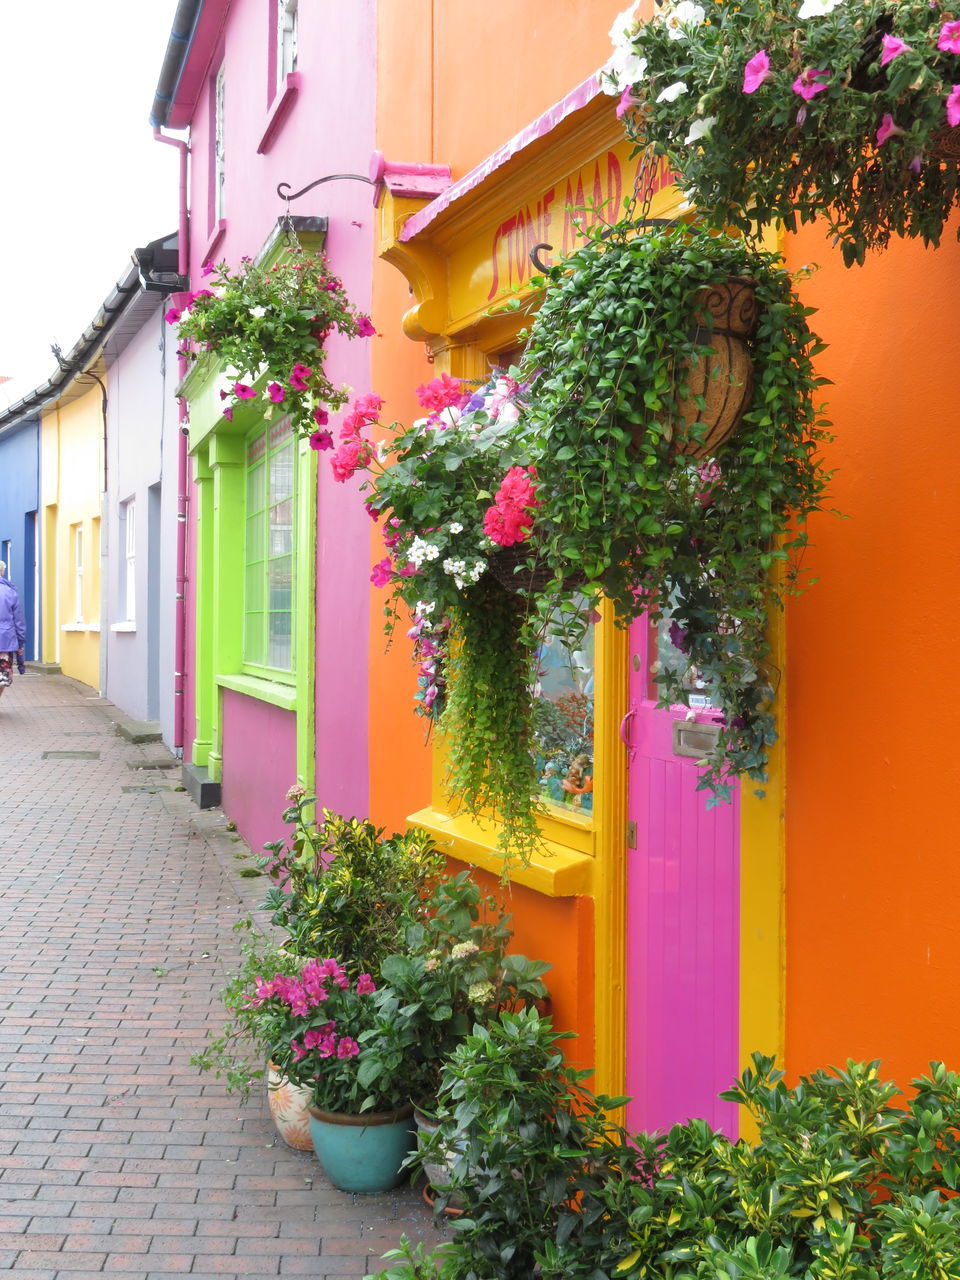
[
  {"xmin": 653, "ymin": 276, "xmax": 759, "ymax": 460},
  {"xmin": 267, "ymin": 1063, "xmax": 313, "ymax": 1152}
]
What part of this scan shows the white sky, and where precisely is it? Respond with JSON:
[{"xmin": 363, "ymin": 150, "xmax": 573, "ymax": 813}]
[{"xmin": 0, "ymin": 0, "xmax": 182, "ymax": 406}]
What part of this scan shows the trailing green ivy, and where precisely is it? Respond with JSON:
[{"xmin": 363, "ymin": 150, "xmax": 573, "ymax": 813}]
[
  {"xmin": 441, "ymin": 575, "xmax": 544, "ymax": 864},
  {"xmin": 521, "ymin": 221, "xmax": 832, "ymax": 801}
]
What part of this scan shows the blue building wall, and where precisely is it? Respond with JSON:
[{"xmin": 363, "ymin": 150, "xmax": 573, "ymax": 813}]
[{"xmin": 0, "ymin": 416, "xmax": 41, "ymax": 660}]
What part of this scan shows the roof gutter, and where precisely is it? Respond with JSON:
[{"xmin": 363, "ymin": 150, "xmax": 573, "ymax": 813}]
[{"xmin": 150, "ymin": 0, "xmax": 204, "ymax": 128}]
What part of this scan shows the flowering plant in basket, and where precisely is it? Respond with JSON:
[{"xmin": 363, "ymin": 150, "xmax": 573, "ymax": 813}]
[
  {"xmin": 251, "ymin": 957, "xmax": 430, "ymax": 1114},
  {"xmin": 334, "ymin": 374, "xmax": 553, "ymax": 863},
  {"xmin": 170, "ymin": 236, "xmax": 376, "ymax": 436},
  {"xmin": 606, "ymin": 0, "xmax": 960, "ymax": 265}
]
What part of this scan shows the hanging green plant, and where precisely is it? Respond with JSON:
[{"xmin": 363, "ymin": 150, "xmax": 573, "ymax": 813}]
[
  {"xmin": 605, "ymin": 0, "xmax": 960, "ymax": 265},
  {"xmin": 518, "ymin": 220, "xmax": 833, "ymax": 802},
  {"xmin": 170, "ymin": 235, "xmax": 376, "ymax": 437}
]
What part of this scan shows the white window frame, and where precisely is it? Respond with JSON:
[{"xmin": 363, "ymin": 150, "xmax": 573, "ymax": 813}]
[
  {"xmin": 276, "ymin": 0, "xmax": 298, "ymax": 90},
  {"xmin": 73, "ymin": 524, "xmax": 83, "ymax": 622},
  {"xmin": 214, "ymin": 63, "xmax": 226, "ymax": 223},
  {"xmin": 122, "ymin": 499, "xmax": 136, "ymax": 624}
]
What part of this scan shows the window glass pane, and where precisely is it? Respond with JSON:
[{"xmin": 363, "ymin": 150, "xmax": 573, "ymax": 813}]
[
  {"xmin": 247, "ymin": 458, "xmax": 266, "ymax": 513},
  {"xmin": 246, "ymin": 510, "xmax": 265, "ymax": 564},
  {"xmin": 269, "ymin": 497, "xmax": 293, "ymax": 557},
  {"xmin": 268, "ymin": 612, "xmax": 292, "ymax": 669},
  {"xmin": 268, "ymin": 554, "xmax": 293, "ymax": 613},
  {"xmin": 245, "ymin": 560, "xmax": 264, "ymax": 613},
  {"xmin": 649, "ymin": 607, "xmax": 720, "ymax": 710},
  {"xmin": 270, "ymin": 441, "xmax": 294, "ymax": 504},
  {"xmin": 245, "ymin": 612, "xmax": 264, "ymax": 665},
  {"xmin": 532, "ymin": 600, "xmax": 595, "ymax": 813}
]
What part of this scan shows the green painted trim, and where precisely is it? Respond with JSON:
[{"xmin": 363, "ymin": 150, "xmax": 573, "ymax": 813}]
[
  {"xmin": 209, "ymin": 434, "xmax": 245, "ymax": 776},
  {"xmin": 217, "ymin": 672, "xmax": 299, "ymax": 711},
  {"xmin": 295, "ymin": 437, "xmax": 317, "ymax": 791},
  {"xmin": 191, "ymin": 447, "xmax": 215, "ymax": 769}
]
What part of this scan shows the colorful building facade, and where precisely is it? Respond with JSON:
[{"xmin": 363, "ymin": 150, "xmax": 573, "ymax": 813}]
[
  {"xmin": 152, "ymin": 0, "xmax": 378, "ymax": 854},
  {"xmin": 0, "ymin": 413, "xmax": 40, "ymax": 661},
  {"xmin": 147, "ymin": 0, "xmax": 960, "ymax": 1133}
]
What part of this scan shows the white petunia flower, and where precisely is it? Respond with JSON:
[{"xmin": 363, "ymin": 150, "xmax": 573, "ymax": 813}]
[
  {"xmin": 657, "ymin": 80, "xmax": 689, "ymax": 103},
  {"xmin": 664, "ymin": 1, "xmax": 705, "ymax": 39},
  {"xmin": 608, "ymin": 1, "xmax": 641, "ymax": 47},
  {"xmin": 249, "ymin": 305, "xmax": 267, "ymax": 319},
  {"xmin": 684, "ymin": 115, "xmax": 717, "ymax": 145},
  {"xmin": 448, "ymin": 522, "xmax": 464, "ymax": 534},
  {"xmin": 603, "ymin": 45, "xmax": 648, "ymax": 95},
  {"xmin": 797, "ymin": 0, "xmax": 843, "ymax": 16}
]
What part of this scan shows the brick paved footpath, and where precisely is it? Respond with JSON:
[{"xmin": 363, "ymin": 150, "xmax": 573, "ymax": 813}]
[{"xmin": 0, "ymin": 672, "xmax": 437, "ymax": 1280}]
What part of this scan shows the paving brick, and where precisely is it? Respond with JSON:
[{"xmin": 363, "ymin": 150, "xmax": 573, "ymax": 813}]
[{"xmin": 0, "ymin": 675, "xmax": 431, "ymax": 1279}]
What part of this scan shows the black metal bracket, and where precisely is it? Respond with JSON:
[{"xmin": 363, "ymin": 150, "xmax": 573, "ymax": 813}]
[
  {"xmin": 528, "ymin": 218, "xmax": 681, "ymax": 273},
  {"xmin": 276, "ymin": 173, "xmax": 375, "ymax": 204}
]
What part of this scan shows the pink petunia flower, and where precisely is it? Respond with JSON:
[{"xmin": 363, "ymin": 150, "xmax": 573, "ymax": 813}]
[
  {"xmin": 200, "ymin": 261, "xmax": 216, "ymax": 278},
  {"xmin": 222, "ymin": 407, "xmax": 234, "ymax": 421},
  {"xmin": 616, "ymin": 86, "xmax": 643, "ymax": 118},
  {"xmin": 880, "ymin": 34, "xmax": 910, "ymax": 66},
  {"xmin": 792, "ymin": 68, "xmax": 829, "ymax": 100},
  {"xmin": 742, "ymin": 49, "xmax": 771, "ymax": 94},
  {"xmin": 164, "ymin": 307, "xmax": 181, "ymax": 324},
  {"xmin": 939, "ymin": 20, "xmax": 960, "ymax": 53},
  {"xmin": 288, "ymin": 363, "xmax": 312, "ymax": 391},
  {"xmin": 309, "ymin": 430, "xmax": 333, "ymax": 451},
  {"xmin": 370, "ymin": 558, "xmax": 393, "ymax": 588},
  {"xmin": 876, "ymin": 112, "xmax": 905, "ymax": 145},
  {"xmin": 356, "ymin": 316, "xmax": 377, "ymax": 338},
  {"xmin": 948, "ymin": 84, "xmax": 960, "ymax": 127},
  {"xmin": 313, "ymin": 408, "xmax": 329, "ymax": 427},
  {"xmin": 234, "ymin": 382, "xmax": 256, "ymax": 400},
  {"xmin": 266, "ymin": 382, "xmax": 285, "ymax": 403}
]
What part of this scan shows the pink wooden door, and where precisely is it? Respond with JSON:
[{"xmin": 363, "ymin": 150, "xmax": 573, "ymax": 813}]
[{"xmin": 624, "ymin": 615, "xmax": 740, "ymax": 1138}]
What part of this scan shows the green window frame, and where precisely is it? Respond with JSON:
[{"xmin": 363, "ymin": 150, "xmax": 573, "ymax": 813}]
[{"xmin": 243, "ymin": 416, "xmax": 296, "ymax": 677}]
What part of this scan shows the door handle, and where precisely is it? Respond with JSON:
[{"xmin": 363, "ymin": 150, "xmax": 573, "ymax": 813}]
[{"xmin": 619, "ymin": 706, "xmax": 636, "ymax": 761}]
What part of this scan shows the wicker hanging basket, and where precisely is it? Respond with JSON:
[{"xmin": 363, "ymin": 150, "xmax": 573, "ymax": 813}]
[
  {"xmin": 932, "ymin": 127, "xmax": 960, "ymax": 160},
  {"xmin": 487, "ymin": 544, "xmax": 586, "ymax": 596},
  {"xmin": 650, "ymin": 276, "xmax": 759, "ymax": 460}
]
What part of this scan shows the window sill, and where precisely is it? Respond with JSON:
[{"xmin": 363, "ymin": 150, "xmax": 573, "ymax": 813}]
[
  {"xmin": 216, "ymin": 671, "xmax": 297, "ymax": 711},
  {"xmin": 257, "ymin": 72, "xmax": 301, "ymax": 155},
  {"xmin": 201, "ymin": 219, "xmax": 227, "ymax": 268},
  {"xmin": 110, "ymin": 621, "xmax": 136, "ymax": 633},
  {"xmin": 407, "ymin": 806, "xmax": 595, "ymax": 898},
  {"xmin": 61, "ymin": 623, "xmax": 100, "ymax": 633}
]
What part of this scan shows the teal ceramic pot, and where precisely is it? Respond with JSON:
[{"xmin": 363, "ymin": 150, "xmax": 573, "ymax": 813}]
[{"xmin": 308, "ymin": 1103, "xmax": 415, "ymax": 1193}]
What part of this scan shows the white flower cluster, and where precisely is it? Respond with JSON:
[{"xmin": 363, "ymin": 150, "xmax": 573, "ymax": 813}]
[
  {"xmin": 415, "ymin": 600, "xmax": 437, "ymax": 618},
  {"xmin": 603, "ymin": 2, "xmax": 645, "ymax": 94},
  {"xmin": 408, "ymin": 537, "xmax": 440, "ymax": 568},
  {"xmin": 449, "ymin": 522, "xmax": 464, "ymax": 534},
  {"xmin": 442, "ymin": 557, "xmax": 486, "ymax": 590}
]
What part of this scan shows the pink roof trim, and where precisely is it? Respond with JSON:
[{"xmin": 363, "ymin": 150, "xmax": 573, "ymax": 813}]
[{"xmin": 399, "ymin": 72, "xmax": 604, "ymax": 243}]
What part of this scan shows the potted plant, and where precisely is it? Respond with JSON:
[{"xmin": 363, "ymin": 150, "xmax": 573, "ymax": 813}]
[
  {"xmin": 189, "ymin": 922, "xmax": 315, "ymax": 1149},
  {"xmin": 518, "ymin": 219, "xmax": 831, "ymax": 803},
  {"xmin": 170, "ymin": 236, "xmax": 377, "ymax": 435},
  {"xmin": 260, "ymin": 793, "xmax": 443, "ymax": 974},
  {"xmin": 337, "ymin": 374, "xmax": 556, "ymax": 862},
  {"xmin": 252, "ymin": 955, "xmax": 431, "ymax": 1193},
  {"xmin": 379, "ymin": 871, "xmax": 551, "ymax": 1193},
  {"xmin": 406, "ymin": 1007, "xmax": 625, "ymax": 1278},
  {"xmin": 605, "ymin": 0, "xmax": 960, "ymax": 265}
]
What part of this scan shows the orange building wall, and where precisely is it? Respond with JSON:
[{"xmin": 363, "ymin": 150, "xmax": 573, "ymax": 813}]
[
  {"xmin": 783, "ymin": 221, "xmax": 960, "ymax": 1086},
  {"xmin": 370, "ymin": 0, "xmax": 626, "ymax": 834},
  {"xmin": 370, "ymin": 0, "xmax": 621, "ymax": 1064}
]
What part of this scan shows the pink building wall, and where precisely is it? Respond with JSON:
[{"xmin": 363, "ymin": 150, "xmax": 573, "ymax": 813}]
[
  {"xmin": 173, "ymin": 0, "xmax": 376, "ymax": 845},
  {"xmin": 221, "ymin": 691, "xmax": 298, "ymax": 856}
]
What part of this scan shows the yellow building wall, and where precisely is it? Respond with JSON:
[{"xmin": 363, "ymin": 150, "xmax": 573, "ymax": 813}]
[{"xmin": 40, "ymin": 386, "xmax": 103, "ymax": 691}]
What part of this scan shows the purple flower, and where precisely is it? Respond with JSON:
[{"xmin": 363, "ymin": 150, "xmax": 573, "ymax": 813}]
[
  {"xmin": 309, "ymin": 430, "xmax": 333, "ymax": 451},
  {"xmin": 313, "ymin": 407, "xmax": 329, "ymax": 427},
  {"xmin": 668, "ymin": 620, "xmax": 690, "ymax": 653},
  {"xmin": 200, "ymin": 261, "xmax": 215, "ymax": 278},
  {"xmin": 233, "ymin": 382, "xmax": 256, "ymax": 400},
  {"xmin": 266, "ymin": 382, "xmax": 285, "ymax": 403},
  {"xmin": 356, "ymin": 316, "xmax": 376, "ymax": 338},
  {"xmin": 164, "ymin": 307, "xmax": 181, "ymax": 324}
]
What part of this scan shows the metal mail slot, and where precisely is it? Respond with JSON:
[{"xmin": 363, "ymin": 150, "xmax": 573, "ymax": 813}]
[{"xmin": 672, "ymin": 719, "xmax": 722, "ymax": 759}]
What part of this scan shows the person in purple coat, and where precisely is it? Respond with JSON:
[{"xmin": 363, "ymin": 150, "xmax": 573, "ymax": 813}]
[{"xmin": 0, "ymin": 561, "xmax": 26, "ymax": 699}]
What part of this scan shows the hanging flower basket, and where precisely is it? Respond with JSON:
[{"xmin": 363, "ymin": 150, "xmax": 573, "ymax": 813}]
[{"xmin": 653, "ymin": 276, "xmax": 759, "ymax": 459}]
